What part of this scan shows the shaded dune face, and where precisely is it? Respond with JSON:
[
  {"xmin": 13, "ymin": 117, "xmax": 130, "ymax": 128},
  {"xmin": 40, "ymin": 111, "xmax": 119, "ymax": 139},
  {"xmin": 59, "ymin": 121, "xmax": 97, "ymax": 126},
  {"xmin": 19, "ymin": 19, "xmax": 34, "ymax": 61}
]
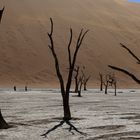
[{"xmin": 0, "ymin": 0, "xmax": 140, "ymax": 87}]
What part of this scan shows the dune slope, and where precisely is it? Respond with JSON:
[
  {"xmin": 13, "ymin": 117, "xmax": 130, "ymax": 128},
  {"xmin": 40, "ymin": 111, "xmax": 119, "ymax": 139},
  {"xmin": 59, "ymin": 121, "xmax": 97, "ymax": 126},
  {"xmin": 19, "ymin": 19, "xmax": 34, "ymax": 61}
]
[{"xmin": 0, "ymin": 0, "xmax": 140, "ymax": 87}]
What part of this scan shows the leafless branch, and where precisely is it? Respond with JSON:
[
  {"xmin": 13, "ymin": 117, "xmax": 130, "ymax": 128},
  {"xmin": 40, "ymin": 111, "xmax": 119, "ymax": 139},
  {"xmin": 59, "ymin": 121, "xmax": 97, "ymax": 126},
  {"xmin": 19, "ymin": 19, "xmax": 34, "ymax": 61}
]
[
  {"xmin": 120, "ymin": 43, "xmax": 140, "ymax": 64},
  {"xmin": 48, "ymin": 18, "xmax": 65, "ymax": 95},
  {"xmin": 68, "ymin": 28, "xmax": 73, "ymax": 68},
  {"xmin": 66, "ymin": 29, "xmax": 89, "ymax": 94},
  {"xmin": 108, "ymin": 65, "xmax": 140, "ymax": 84}
]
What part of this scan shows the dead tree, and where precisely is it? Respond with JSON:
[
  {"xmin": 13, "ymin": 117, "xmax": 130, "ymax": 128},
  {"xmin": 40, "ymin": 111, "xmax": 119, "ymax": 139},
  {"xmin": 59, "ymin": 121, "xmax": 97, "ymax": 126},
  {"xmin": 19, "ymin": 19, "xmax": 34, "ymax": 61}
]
[
  {"xmin": 83, "ymin": 75, "xmax": 90, "ymax": 91},
  {"xmin": 99, "ymin": 73, "xmax": 103, "ymax": 91},
  {"xmin": 77, "ymin": 73, "xmax": 84, "ymax": 97},
  {"xmin": 102, "ymin": 73, "xmax": 117, "ymax": 95},
  {"xmin": 108, "ymin": 74, "xmax": 117, "ymax": 96},
  {"xmin": 0, "ymin": 6, "xmax": 10, "ymax": 129},
  {"xmin": 41, "ymin": 18, "xmax": 88, "ymax": 137},
  {"xmin": 25, "ymin": 86, "xmax": 27, "ymax": 91},
  {"xmin": 109, "ymin": 43, "xmax": 140, "ymax": 85},
  {"xmin": 103, "ymin": 74, "xmax": 110, "ymax": 94},
  {"xmin": 81, "ymin": 67, "xmax": 90, "ymax": 91},
  {"xmin": 74, "ymin": 66, "xmax": 80, "ymax": 93},
  {"xmin": 14, "ymin": 86, "xmax": 16, "ymax": 91},
  {"xmin": 83, "ymin": 76, "xmax": 90, "ymax": 91},
  {"xmin": 75, "ymin": 67, "xmax": 90, "ymax": 97}
]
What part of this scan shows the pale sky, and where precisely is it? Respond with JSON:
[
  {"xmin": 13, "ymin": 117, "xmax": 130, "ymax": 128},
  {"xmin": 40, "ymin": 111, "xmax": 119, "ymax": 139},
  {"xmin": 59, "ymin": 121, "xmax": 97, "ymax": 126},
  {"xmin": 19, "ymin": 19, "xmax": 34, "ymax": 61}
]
[{"xmin": 128, "ymin": 0, "xmax": 140, "ymax": 3}]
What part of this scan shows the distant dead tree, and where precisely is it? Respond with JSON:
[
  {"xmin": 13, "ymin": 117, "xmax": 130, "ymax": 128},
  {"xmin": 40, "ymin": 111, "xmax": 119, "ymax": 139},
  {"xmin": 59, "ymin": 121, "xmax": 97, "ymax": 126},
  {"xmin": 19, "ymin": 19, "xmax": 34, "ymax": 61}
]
[
  {"xmin": 103, "ymin": 74, "xmax": 110, "ymax": 94},
  {"xmin": 108, "ymin": 73, "xmax": 117, "ymax": 96},
  {"xmin": 41, "ymin": 18, "xmax": 88, "ymax": 137},
  {"xmin": 101, "ymin": 73, "xmax": 117, "ymax": 96},
  {"xmin": 77, "ymin": 71, "xmax": 84, "ymax": 97},
  {"xmin": 82, "ymin": 68, "xmax": 90, "ymax": 91},
  {"xmin": 74, "ymin": 66, "xmax": 80, "ymax": 93},
  {"xmin": 99, "ymin": 73, "xmax": 103, "ymax": 91},
  {"xmin": 14, "ymin": 86, "xmax": 16, "ymax": 91},
  {"xmin": 109, "ymin": 43, "xmax": 140, "ymax": 85},
  {"xmin": 25, "ymin": 86, "xmax": 27, "ymax": 91},
  {"xmin": 0, "ymin": 6, "xmax": 9, "ymax": 129},
  {"xmin": 74, "ymin": 66, "xmax": 90, "ymax": 93},
  {"xmin": 74, "ymin": 66, "xmax": 90, "ymax": 97}
]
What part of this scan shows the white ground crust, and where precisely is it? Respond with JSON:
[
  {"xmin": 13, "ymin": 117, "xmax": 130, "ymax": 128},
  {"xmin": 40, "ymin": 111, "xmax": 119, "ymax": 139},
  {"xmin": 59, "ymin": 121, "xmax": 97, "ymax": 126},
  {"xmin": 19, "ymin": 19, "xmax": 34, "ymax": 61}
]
[{"xmin": 0, "ymin": 89, "xmax": 140, "ymax": 139}]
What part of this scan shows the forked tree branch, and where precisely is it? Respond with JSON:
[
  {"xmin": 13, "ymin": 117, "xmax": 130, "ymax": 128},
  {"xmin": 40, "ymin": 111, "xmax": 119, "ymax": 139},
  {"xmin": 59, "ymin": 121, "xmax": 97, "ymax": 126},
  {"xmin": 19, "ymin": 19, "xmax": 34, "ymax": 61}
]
[
  {"xmin": 72, "ymin": 29, "xmax": 89, "ymax": 68},
  {"xmin": 78, "ymin": 30, "xmax": 89, "ymax": 48},
  {"xmin": 68, "ymin": 28, "xmax": 73, "ymax": 68},
  {"xmin": 66, "ymin": 29, "xmax": 89, "ymax": 94},
  {"xmin": 48, "ymin": 18, "xmax": 65, "ymax": 95},
  {"xmin": 108, "ymin": 65, "xmax": 140, "ymax": 84},
  {"xmin": 120, "ymin": 43, "xmax": 140, "ymax": 64}
]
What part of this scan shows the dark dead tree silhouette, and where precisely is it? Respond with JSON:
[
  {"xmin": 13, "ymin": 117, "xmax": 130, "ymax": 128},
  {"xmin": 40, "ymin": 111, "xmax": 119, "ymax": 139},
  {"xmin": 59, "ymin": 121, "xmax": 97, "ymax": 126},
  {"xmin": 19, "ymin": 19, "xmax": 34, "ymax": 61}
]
[
  {"xmin": 109, "ymin": 43, "xmax": 140, "ymax": 85},
  {"xmin": 75, "ymin": 67, "xmax": 89, "ymax": 97},
  {"xmin": 25, "ymin": 86, "xmax": 27, "ymax": 91},
  {"xmin": 74, "ymin": 66, "xmax": 80, "ymax": 93},
  {"xmin": 99, "ymin": 73, "xmax": 103, "ymax": 91},
  {"xmin": 74, "ymin": 66, "xmax": 90, "ymax": 93},
  {"xmin": 0, "ymin": 6, "xmax": 9, "ymax": 129},
  {"xmin": 108, "ymin": 73, "xmax": 117, "ymax": 96},
  {"xmin": 83, "ymin": 76, "xmax": 90, "ymax": 91},
  {"xmin": 14, "ymin": 86, "xmax": 16, "ymax": 91},
  {"xmin": 77, "ymin": 67, "xmax": 90, "ymax": 97},
  {"xmin": 77, "ymin": 72, "xmax": 84, "ymax": 97},
  {"xmin": 82, "ymin": 68, "xmax": 90, "ymax": 91},
  {"xmin": 102, "ymin": 73, "xmax": 117, "ymax": 95},
  {"xmin": 120, "ymin": 43, "xmax": 140, "ymax": 64},
  {"xmin": 103, "ymin": 74, "xmax": 110, "ymax": 94},
  {"xmin": 41, "ymin": 18, "xmax": 88, "ymax": 137}
]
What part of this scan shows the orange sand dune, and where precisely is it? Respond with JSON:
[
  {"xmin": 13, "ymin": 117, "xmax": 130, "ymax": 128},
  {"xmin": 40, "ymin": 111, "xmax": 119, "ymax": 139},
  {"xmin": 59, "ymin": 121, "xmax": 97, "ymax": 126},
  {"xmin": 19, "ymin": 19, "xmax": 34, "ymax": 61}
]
[{"xmin": 0, "ymin": 0, "xmax": 140, "ymax": 88}]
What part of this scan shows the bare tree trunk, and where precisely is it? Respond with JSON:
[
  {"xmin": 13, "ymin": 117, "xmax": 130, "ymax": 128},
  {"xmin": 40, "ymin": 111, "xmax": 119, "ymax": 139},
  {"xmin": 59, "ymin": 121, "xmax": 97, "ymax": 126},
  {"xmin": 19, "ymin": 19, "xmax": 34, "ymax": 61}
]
[
  {"xmin": 83, "ymin": 76, "xmax": 90, "ymax": 91},
  {"xmin": 84, "ymin": 83, "xmax": 87, "ymax": 91},
  {"xmin": 75, "ymin": 79, "xmax": 78, "ymax": 92},
  {"xmin": 114, "ymin": 83, "xmax": 117, "ymax": 96},
  {"xmin": 99, "ymin": 73, "xmax": 103, "ymax": 91},
  {"xmin": 14, "ymin": 86, "xmax": 16, "ymax": 91},
  {"xmin": 74, "ymin": 66, "xmax": 79, "ymax": 93},
  {"xmin": 105, "ymin": 84, "xmax": 108, "ymax": 94},
  {"xmin": 63, "ymin": 95, "xmax": 71, "ymax": 120},
  {"xmin": 78, "ymin": 91, "xmax": 81, "ymax": 97},
  {"xmin": 78, "ymin": 82, "xmax": 83, "ymax": 97}
]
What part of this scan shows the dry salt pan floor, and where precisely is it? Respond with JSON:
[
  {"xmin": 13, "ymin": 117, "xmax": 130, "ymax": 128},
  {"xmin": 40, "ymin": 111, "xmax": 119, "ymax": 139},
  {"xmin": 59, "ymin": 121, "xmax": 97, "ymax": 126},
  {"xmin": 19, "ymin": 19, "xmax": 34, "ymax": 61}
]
[{"xmin": 0, "ymin": 89, "xmax": 140, "ymax": 140}]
